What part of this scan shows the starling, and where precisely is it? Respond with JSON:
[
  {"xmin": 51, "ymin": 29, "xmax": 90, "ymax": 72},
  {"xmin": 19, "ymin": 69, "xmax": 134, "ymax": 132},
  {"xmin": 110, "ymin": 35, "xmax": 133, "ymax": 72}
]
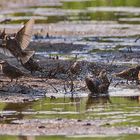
[
  {"xmin": 85, "ymin": 70, "xmax": 110, "ymax": 94},
  {"xmin": 0, "ymin": 60, "xmax": 25, "ymax": 82},
  {"xmin": 0, "ymin": 18, "xmax": 35, "ymax": 64},
  {"xmin": 4, "ymin": 36, "xmax": 34, "ymax": 64},
  {"xmin": 98, "ymin": 69, "xmax": 110, "ymax": 84},
  {"xmin": 114, "ymin": 65, "xmax": 140, "ymax": 83},
  {"xmin": 0, "ymin": 29, "xmax": 6, "ymax": 39},
  {"xmin": 21, "ymin": 57, "xmax": 43, "ymax": 74},
  {"xmin": 70, "ymin": 61, "xmax": 81, "ymax": 74}
]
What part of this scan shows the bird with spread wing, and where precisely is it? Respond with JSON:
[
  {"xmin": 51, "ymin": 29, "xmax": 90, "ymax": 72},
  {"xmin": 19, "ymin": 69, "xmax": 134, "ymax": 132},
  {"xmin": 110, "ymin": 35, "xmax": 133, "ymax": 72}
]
[{"xmin": 0, "ymin": 18, "xmax": 35, "ymax": 64}]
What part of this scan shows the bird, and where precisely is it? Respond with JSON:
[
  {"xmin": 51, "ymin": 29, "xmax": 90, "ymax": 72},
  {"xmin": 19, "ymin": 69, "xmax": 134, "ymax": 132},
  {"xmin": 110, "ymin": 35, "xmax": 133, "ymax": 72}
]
[
  {"xmin": 0, "ymin": 60, "xmax": 25, "ymax": 82},
  {"xmin": 69, "ymin": 61, "xmax": 81, "ymax": 75},
  {"xmin": 0, "ymin": 18, "xmax": 35, "ymax": 64},
  {"xmin": 4, "ymin": 36, "xmax": 34, "ymax": 64},
  {"xmin": 0, "ymin": 29, "xmax": 6, "ymax": 39},
  {"xmin": 85, "ymin": 69, "xmax": 110, "ymax": 94},
  {"xmin": 20, "ymin": 57, "xmax": 43, "ymax": 74},
  {"xmin": 113, "ymin": 65, "xmax": 140, "ymax": 84}
]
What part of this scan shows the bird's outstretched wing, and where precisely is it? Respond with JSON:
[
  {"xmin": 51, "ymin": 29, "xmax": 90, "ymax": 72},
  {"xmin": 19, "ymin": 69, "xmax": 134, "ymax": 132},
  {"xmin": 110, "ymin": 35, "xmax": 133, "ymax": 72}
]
[
  {"xmin": 0, "ymin": 47, "xmax": 13, "ymax": 56},
  {"xmin": 15, "ymin": 18, "xmax": 35, "ymax": 50}
]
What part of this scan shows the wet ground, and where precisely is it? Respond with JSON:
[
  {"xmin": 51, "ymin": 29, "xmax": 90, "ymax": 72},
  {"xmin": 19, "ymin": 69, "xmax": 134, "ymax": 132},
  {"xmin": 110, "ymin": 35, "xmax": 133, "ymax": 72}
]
[{"xmin": 0, "ymin": 0, "xmax": 140, "ymax": 139}]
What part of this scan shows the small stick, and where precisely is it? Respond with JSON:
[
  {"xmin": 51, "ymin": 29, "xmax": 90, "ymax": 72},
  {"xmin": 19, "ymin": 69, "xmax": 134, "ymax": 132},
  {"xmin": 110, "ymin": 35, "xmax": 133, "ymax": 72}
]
[
  {"xmin": 135, "ymin": 37, "xmax": 140, "ymax": 42},
  {"xmin": 47, "ymin": 82, "xmax": 59, "ymax": 93}
]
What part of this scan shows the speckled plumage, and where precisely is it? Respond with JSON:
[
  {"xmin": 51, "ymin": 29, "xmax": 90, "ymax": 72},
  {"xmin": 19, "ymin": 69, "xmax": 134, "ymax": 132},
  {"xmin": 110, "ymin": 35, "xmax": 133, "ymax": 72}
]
[
  {"xmin": 0, "ymin": 19, "xmax": 35, "ymax": 64},
  {"xmin": 21, "ymin": 57, "xmax": 43, "ymax": 74},
  {"xmin": 0, "ymin": 61, "xmax": 24, "ymax": 82},
  {"xmin": 114, "ymin": 65, "xmax": 140, "ymax": 83},
  {"xmin": 85, "ymin": 70, "xmax": 110, "ymax": 94},
  {"xmin": 70, "ymin": 61, "xmax": 81, "ymax": 74}
]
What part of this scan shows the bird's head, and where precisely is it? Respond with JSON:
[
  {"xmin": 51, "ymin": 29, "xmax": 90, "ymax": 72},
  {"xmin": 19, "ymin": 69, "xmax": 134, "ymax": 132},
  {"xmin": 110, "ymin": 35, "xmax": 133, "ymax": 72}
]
[
  {"xmin": 0, "ymin": 60, "xmax": 6, "ymax": 64},
  {"xmin": 136, "ymin": 65, "xmax": 140, "ymax": 70},
  {"xmin": 99, "ymin": 69, "xmax": 107, "ymax": 77},
  {"xmin": 86, "ymin": 73, "xmax": 94, "ymax": 79},
  {"xmin": 0, "ymin": 60, "xmax": 7, "ymax": 67}
]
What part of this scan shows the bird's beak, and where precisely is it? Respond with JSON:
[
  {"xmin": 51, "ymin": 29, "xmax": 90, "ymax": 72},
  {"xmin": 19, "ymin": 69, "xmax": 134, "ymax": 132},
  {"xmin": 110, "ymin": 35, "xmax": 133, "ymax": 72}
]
[
  {"xmin": 0, "ymin": 60, "xmax": 5, "ymax": 64},
  {"xmin": 0, "ymin": 61, "xmax": 5, "ymax": 71}
]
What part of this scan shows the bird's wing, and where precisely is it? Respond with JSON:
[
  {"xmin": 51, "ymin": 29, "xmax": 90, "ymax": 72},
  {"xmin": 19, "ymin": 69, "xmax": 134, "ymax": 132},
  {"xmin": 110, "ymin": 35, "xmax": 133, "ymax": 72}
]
[
  {"xmin": 15, "ymin": 18, "xmax": 35, "ymax": 50},
  {"xmin": 0, "ymin": 47, "xmax": 13, "ymax": 57},
  {"xmin": 0, "ymin": 39, "xmax": 13, "ymax": 56},
  {"xmin": 85, "ymin": 77, "xmax": 100, "ymax": 93}
]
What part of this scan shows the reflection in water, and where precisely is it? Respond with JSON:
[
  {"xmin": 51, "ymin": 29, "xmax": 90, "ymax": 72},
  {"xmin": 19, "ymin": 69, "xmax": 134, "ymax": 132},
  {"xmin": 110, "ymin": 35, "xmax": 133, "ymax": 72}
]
[
  {"xmin": 70, "ymin": 95, "xmax": 81, "ymax": 112},
  {"xmin": 126, "ymin": 96, "xmax": 140, "ymax": 104},
  {"xmin": 86, "ymin": 94, "xmax": 111, "ymax": 110},
  {"xmin": 18, "ymin": 136, "xmax": 35, "ymax": 140},
  {"xmin": 0, "ymin": 95, "xmax": 139, "ymax": 138},
  {"xmin": 0, "ymin": 101, "xmax": 34, "ymax": 124}
]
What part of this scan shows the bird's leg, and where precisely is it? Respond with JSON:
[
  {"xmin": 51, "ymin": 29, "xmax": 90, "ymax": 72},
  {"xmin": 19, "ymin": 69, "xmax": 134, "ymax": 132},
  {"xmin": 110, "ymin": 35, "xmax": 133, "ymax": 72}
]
[
  {"xmin": 114, "ymin": 82, "xmax": 121, "ymax": 87},
  {"xmin": 126, "ymin": 80, "xmax": 129, "ymax": 85},
  {"xmin": 31, "ymin": 71, "xmax": 35, "ymax": 76},
  {"xmin": 7, "ymin": 78, "xmax": 13, "ymax": 86},
  {"xmin": 0, "ymin": 80, "xmax": 5, "ymax": 88},
  {"xmin": 15, "ymin": 78, "xmax": 18, "ymax": 84},
  {"xmin": 10, "ymin": 79, "xmax": 13, "ymax": 82},
  {"xmin": 132, "ymin": 79, "xmax": 135, "ymax": 83},
  {"xmin": 127, "ymin": 46, "xmax": 133, "ymax": 53},
  {"xmin": 136, "ymin": 80, "xmax": 139, "ymax": 85}
]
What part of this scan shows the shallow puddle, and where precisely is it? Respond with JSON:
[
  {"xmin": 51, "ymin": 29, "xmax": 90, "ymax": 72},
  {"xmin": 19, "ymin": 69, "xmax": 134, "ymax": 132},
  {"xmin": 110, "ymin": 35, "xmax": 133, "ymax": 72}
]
[
  {"xmin": 0, "ymin": 94, "xmax": 139, "ymax": 125},
  {"xmin": 0, "ymin": 93, "xmax": 139, "ymax": 138}
]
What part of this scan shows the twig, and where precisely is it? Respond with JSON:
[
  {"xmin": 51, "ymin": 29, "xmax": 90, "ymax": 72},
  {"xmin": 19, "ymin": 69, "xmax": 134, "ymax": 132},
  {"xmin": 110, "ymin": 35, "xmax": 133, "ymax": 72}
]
[
  {"xmin": 63, "ymin": 81, "xmax": 67, "ymax": 93},
  {"xmin": 47, "ymin": 82, "xmax": 59, "ymax": 93},
  {"xmin": 135, "ymin": 37, "xmax": 140, "ymax": 42},
  {"xmin": 114, "ymin": 82, "xmax": 120, "ymax": 87},
  {"xmin": 109, "ymin": 56, "xmax": 116, "ymax": 67}
]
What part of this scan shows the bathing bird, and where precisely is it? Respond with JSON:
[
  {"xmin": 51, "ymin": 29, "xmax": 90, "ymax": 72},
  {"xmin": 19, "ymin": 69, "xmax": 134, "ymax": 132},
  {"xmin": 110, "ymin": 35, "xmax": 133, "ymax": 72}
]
[
  {"xmin": 0, "ymin": 29, "xmax": 6, "ymax": 39},
  {"xmin": 70, "ymin": 61, "xmax": 81, "ymax": 75},
  {"xmin": 0, "ymin": 18, "xmax": 35, "ymax": 64},
  {"xmin": 85, "ymin": 69, "xmax": 110, "ymax": 94}
]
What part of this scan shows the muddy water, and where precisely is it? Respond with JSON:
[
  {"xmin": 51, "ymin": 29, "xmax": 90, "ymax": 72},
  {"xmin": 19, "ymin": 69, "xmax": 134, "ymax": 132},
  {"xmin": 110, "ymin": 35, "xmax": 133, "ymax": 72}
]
[
  {"xmin": 0, "ymin": 0, "xmax": 140, "ymax": 139},
  {"xmin": 0, "ymin": 95, "xmax": 140, "ymax": 139},
  {"xmin": 0, "ymin": 95, "xmax": 140, "ymax": 125}
]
